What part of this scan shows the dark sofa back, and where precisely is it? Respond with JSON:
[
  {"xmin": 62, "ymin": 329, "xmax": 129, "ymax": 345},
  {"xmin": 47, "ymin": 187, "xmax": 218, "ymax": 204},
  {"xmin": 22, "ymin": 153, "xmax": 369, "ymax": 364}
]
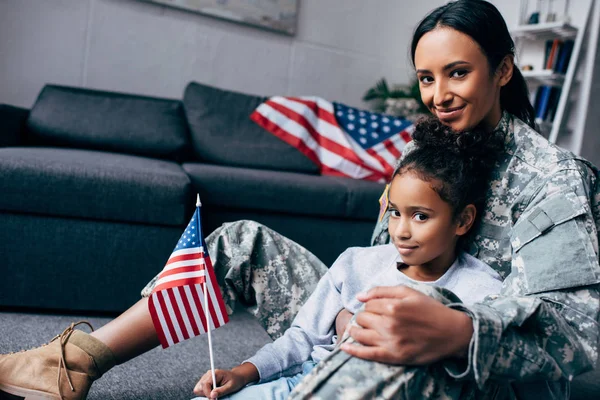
[
  {"xmin": 183, "ymin": 81, "xmax": 319, "ymax": 174},
  {"xmin": 26, "ymin": 85, "xmax": 192, "ymax": 161}
]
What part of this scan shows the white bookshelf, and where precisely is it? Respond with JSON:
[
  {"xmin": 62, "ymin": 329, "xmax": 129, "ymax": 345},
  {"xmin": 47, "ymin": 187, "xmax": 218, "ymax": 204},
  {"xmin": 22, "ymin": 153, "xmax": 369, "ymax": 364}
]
[
  {"xmin": 512, "ymin": 0, "xmax": 596, "ymax": 147},
  {"xmin": 511, "ymin": 22, "xmax": 577, "ymax": 40},
  {"xmin": 521, "ymin": 69, "xmax": 565, "ymax": 86}
]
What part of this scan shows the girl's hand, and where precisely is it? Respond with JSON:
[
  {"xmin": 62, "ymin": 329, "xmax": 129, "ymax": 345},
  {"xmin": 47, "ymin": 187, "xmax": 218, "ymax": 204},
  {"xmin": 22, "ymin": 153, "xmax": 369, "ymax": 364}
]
[
  {"xmin": 335, "ymin": 308, "xmax": 354, "ymax": 344},
  {"xmin": 341, "ymin": 285, "xmax": 473, "ymax": 365},
  {"xmin": 193, "ymin": 362, "xmax": 258, "ymax": 399}
]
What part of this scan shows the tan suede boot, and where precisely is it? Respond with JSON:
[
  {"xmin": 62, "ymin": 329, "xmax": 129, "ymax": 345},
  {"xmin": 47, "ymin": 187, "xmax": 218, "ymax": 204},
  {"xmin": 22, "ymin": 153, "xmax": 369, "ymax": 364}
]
[{"xmin": 0, "ymin": 321, "xmax": 116, "ymax": 400}]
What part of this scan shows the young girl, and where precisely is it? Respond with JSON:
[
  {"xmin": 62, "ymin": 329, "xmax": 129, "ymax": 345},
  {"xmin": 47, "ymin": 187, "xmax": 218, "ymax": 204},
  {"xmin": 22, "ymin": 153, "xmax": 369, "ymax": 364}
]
[{"xmin": 193, "ymin": 116, "xmax": 505, "ymax": 399}]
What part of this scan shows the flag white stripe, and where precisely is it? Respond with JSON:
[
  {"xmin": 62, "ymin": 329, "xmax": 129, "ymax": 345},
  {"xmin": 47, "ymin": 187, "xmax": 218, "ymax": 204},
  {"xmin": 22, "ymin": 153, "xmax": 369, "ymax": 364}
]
[
  {"xmin": 184, "ymin": 285, "xmax": 206, "ymax": 334},
  {"xmin": 173, "ymin": 287, "xmax": 195, "ymax": 339},
  {"xmin": 195, "ymin": 283, "xmax": 216, "ymax": 331},
  {"xmin": 152, "ymin": 293, "xmax": 174, "ymax": 347},
  {"xmin": 162, "ymin": 290, "xmax": 185, "ymax": 343},
  {"xmin": 373, "ymin": 145, "xmax": 397, "ymax": 168},
  {"xmin": 155, "ymin": 271, "xmax": 206, "ymax": 287},
  {"xmin": 206, "ymin": 274, "xmax": 226, "ymax": 326},
  {"xmin": 162, "ymin": 258, "xmax": 205, "ymax": 272}
]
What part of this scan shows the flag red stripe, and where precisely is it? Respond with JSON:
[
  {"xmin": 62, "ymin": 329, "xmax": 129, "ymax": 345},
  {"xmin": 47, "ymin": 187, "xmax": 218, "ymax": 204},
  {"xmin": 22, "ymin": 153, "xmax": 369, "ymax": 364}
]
[
  {"xmin": 200, "ymin": 282, "xmax": 220, "ymax": 330},
  {"xmin": 166, "ymin": 253, "xmax": 202, "ymax": 265},
  {"xmin": 266, "ymin": 99, "xmax": 367, "ymax": 167},
  {"xmin": 401, "ymin": 129, "xmax": 412, "ymax": 144},
  {"xmin": 264, "ymin": 100, "xmax": 382, "ymax": 175},
  {"xmin": 288, "ymin": 98, "xmax": 338, "ymax": 126},
  {"xmin": 179, "ymin": 286, "xmax": 201, "ymax": 336},
  {"xmin": 204, "ymin": 255, "xmax": 229, "ymax": 323},
  {"xmin": 158, "ymin": 265, "xmax": 205, "ymax": 279},
  {"xmin": 250, "ymin": 112, "xmax": 321, "ymax": 166},
  {"xmin": 366, "ymin": 149, "xmax": 394, "ymax": 177},
  {"xmin": 153, "ymin": 277, "xmax": 207, "ymax": 293},
  {"xmin": 253, "ymin": 111, "xmax": 385, "ymax": 181},
  {"xmin": 156, "ymin": 290, "xmax": 179, "ymax": 347},
  {"xmin": 148, "ymin": 296, "xmax": 169, "ymax": 349},
  {"xmin": 167, "ymin": 289, "xmax": 190, "ymax": 341},
  {"xmin": 383, "ymin": 139, "xmax": 402, "ymax": 160},
  {"xmin": 190, "ymin": 284, "xmax": 208, "ymax": 332}
]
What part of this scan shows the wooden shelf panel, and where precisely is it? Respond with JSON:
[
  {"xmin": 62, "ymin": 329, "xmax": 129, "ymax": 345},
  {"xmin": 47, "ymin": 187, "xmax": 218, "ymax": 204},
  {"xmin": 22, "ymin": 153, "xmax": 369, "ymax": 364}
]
[{"xmin": 511, "ymin": 22, "xmax": 578, "ymax": 40}]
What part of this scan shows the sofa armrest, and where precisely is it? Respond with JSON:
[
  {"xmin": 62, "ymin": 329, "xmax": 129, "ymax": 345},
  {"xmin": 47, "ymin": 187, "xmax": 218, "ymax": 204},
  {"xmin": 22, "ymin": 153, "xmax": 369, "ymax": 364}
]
[{"xmin": 0, "ymin": 104, "xmax": 29, "ymax": 147}]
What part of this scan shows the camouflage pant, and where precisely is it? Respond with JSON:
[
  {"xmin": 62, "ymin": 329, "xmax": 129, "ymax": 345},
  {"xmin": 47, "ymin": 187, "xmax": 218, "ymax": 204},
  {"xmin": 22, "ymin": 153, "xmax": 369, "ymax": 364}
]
[
  {"xmin": 141, "ymin": 220, "xmax": 328, "ymax": 340},
  {"xmin": 142, "ymin": 220, "xmax": 513, "ymax": 399}
]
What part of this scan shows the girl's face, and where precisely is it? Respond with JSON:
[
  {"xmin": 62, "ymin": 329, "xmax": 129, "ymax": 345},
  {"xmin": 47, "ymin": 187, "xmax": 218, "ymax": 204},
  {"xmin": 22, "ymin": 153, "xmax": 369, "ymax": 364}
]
[
  {"xmin": 414, "ymin": 27, "xmax": 505, "ymax": 132},
  {"xmin": 387, "ymin": 172, "xmax": 471, "ymax": 278}
]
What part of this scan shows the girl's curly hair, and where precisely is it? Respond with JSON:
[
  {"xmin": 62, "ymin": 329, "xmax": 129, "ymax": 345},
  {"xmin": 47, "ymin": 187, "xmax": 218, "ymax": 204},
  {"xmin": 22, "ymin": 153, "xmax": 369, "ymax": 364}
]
[{"xmin": 394, "ymin": 116, "xmax": 505, "ymax": 219}]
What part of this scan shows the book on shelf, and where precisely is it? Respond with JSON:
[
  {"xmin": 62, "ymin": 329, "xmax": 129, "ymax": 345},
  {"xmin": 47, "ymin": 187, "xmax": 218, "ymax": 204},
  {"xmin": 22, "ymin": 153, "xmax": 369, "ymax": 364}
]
[
  {"xmin": 542, "ymin": 38, "xmax": 574, "ymax": 74},
  {"xmin": 554, "ymin": 39, "xmax": 574, "ymax": 74},
  {"xmin": 534, "ymin": 86, "xmax": 562, "ymax": 123},
  {"xmin": 544, "ymin": 39, "xmax": 563, "ymax": 71}
]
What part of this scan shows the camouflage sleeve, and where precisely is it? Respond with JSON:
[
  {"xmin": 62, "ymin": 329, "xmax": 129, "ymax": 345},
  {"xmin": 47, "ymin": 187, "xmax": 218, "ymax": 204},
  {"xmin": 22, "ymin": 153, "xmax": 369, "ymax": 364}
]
[
  {"xmin": 370, "ymin": 210, "xmax": 390, "ymax": 246},
  {"xmin": 444, "ymin": 166, "xmax": 600, "ymax": 388}
]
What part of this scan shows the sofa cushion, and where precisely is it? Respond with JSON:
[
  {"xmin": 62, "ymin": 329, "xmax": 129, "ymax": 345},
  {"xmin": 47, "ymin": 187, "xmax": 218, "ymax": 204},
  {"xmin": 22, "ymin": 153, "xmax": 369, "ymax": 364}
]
[
  {"xmin": 26, "ymin": 85, "xmax": 191, "ymax": 161},
  {"xmin": 0, "ymin": 104, "xmax": 29, "ymax": 147},
  {"xmin": 183, "ymin": 82, "xmax": 319, "ymax": 174},
  {"xmin": 182, "ymin": 162, "xmax": 384, "ymax": 221},
  {"xmin": 0, "ymin": 147, "xmax": 191, "ymax": 226}
]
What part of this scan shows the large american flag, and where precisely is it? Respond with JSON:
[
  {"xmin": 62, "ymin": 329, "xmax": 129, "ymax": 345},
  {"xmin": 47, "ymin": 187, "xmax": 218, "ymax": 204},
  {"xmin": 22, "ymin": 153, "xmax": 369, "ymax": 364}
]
[
  {"xmin": 148, "ymin": 205, "xmax": 228, "ymax": 349},
  {"xmin": 251, "ymin": 96, "xmax": 414, "ymax": 182}
]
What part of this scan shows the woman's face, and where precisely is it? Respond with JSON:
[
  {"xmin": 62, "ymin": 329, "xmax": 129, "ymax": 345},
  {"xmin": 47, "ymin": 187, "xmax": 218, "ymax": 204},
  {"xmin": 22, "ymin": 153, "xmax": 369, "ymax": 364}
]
[{"xmin": 414, "ymin": 27, "xmax": 503, "ymax": 132}]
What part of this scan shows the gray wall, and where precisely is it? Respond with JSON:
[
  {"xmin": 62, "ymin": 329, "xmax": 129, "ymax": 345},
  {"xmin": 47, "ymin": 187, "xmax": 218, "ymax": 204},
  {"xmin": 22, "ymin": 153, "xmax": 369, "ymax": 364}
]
[
  {"xmin": 0, "ymin": 0, "xmax": 447, "ymax": 108},
  {"xmin": 1, "ymin": 0, "xmax": 597, "ymax": 162}
]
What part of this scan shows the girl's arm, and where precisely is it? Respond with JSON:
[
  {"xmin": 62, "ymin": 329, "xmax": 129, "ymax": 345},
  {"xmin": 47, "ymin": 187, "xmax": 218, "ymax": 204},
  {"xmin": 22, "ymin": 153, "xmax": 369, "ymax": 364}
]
[{"xmin": 335, "ymin": 308, "xmax": 354, "ymax": 344}]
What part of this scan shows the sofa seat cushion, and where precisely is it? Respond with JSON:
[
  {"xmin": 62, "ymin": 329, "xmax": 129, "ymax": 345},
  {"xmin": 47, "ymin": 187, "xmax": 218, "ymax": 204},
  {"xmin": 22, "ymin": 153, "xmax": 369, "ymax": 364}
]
[
  {"xmin": 182, "ymin": 162, "xmax": 384, "ymax": 221},
  {"xmin": 0, "ymin": 147, "xmax": 191, "ymax": 226},
  {"xmin": 183, "ymin": 81, "xmax": 319, "ymax": 174},
  {"xmin": 26, "ymin": 85, "xmax": 192, "ymax": 161}
]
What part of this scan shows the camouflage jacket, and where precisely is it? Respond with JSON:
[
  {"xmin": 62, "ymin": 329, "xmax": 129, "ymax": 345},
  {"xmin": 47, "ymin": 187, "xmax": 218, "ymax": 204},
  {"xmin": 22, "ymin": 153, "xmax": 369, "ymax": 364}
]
[{"xmin": 372, "ymin": 112, "xmax": 600, "ymax": 389}]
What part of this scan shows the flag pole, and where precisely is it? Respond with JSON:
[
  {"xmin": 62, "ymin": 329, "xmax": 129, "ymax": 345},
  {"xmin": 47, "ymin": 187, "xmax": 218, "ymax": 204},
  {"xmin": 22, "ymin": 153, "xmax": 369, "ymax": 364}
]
[
  {"xmin": 205, "ymin": 280, "xmax": 216, "ymax": 392},
  {"xmin": 198, "ymin": 194, "xmax": 217, "ymax": 392}
]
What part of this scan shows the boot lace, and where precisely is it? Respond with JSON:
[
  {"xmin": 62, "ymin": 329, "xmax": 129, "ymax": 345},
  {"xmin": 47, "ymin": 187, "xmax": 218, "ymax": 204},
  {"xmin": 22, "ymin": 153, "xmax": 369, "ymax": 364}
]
[{"xmin": 50, "ymin": 321, "xmax": 94, "ymax": 399}]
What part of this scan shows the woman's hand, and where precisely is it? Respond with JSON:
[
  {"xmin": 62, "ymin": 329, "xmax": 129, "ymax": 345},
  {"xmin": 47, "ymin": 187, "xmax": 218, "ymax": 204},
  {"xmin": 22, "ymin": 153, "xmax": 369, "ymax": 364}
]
[
  {"xmin": 335, "ymin": 308, "xmax": 354, "ymax": 344},
  {"xmin": 341, "ymin": 285, "xmax": 473, "ymax": 365},
  {"xmin": 193, "ymin": 362, "xmax": 258, "ymax": 399}
]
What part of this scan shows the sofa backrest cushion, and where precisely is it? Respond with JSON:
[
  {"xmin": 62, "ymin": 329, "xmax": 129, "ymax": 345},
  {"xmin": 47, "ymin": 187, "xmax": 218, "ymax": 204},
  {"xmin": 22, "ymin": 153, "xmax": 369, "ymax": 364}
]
[
  {"xmin": 183, "ymin": 81, "xmax": 319, "ymax": 174},
  {"xmin": 26, "ymin": 85, "xmax": 191, "ymax": 161}
]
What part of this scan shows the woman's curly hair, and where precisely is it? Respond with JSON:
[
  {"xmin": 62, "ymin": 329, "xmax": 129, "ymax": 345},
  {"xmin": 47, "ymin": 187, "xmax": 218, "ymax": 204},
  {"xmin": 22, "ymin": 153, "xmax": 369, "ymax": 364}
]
[{"xmin": 394, "ymin": 116, "xmax": 505, "ymax": 219}]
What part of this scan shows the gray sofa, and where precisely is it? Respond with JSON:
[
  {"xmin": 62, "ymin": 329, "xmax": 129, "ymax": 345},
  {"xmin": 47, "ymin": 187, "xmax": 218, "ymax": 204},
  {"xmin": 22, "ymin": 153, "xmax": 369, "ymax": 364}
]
[
  {"xmin": 0, "ymin": 82, "xmax": 383, "ymax": 313},
  {"xmin": 1, "ymin": 83, "xmax": 599, "ymax": 399},
  {"xmin": 0, "ymin": 81, "xmax": 384, "ymax": 398}
]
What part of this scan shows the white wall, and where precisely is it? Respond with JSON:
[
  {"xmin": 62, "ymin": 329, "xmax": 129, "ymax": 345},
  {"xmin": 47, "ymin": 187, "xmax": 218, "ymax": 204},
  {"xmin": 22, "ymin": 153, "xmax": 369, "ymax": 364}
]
[{"xmin": 0, "ymin": 0, "xmax": 446, "ymax": 109}]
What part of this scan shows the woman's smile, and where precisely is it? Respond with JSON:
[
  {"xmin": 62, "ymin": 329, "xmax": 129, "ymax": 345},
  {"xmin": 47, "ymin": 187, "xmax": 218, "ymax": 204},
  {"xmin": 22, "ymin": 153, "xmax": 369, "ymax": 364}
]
[{"xmin": 434, "ymin": 105, "xmax": 466, "ymax": 122}]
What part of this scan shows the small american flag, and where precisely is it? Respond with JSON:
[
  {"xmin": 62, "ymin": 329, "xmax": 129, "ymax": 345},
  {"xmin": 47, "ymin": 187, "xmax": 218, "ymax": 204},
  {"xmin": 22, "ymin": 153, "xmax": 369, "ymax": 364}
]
[
  {"xmin": 251, "ymin": 96, "xmax": 413, "ymax": 182},
  {"xmin": 148, "ymin": 204, "xmax": 228, "ymax": 349}
]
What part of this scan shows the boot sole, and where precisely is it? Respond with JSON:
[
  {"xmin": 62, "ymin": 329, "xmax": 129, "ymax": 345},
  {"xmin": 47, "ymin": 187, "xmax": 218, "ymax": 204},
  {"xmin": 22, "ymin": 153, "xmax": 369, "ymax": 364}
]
[{"xmin": 0, "ymin": 383, "xmax": 60, "ymax": 400}]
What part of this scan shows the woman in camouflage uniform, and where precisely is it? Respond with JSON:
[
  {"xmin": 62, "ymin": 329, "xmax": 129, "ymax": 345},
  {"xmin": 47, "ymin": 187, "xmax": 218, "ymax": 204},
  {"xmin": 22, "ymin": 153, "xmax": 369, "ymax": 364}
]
[
  {"xmin": 288, "ymin": 1, "xmax": 600, "ymax": 399},
  {"xmin": 1, "ymin": 1, "xmax": 598, "ymax": 399}
]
